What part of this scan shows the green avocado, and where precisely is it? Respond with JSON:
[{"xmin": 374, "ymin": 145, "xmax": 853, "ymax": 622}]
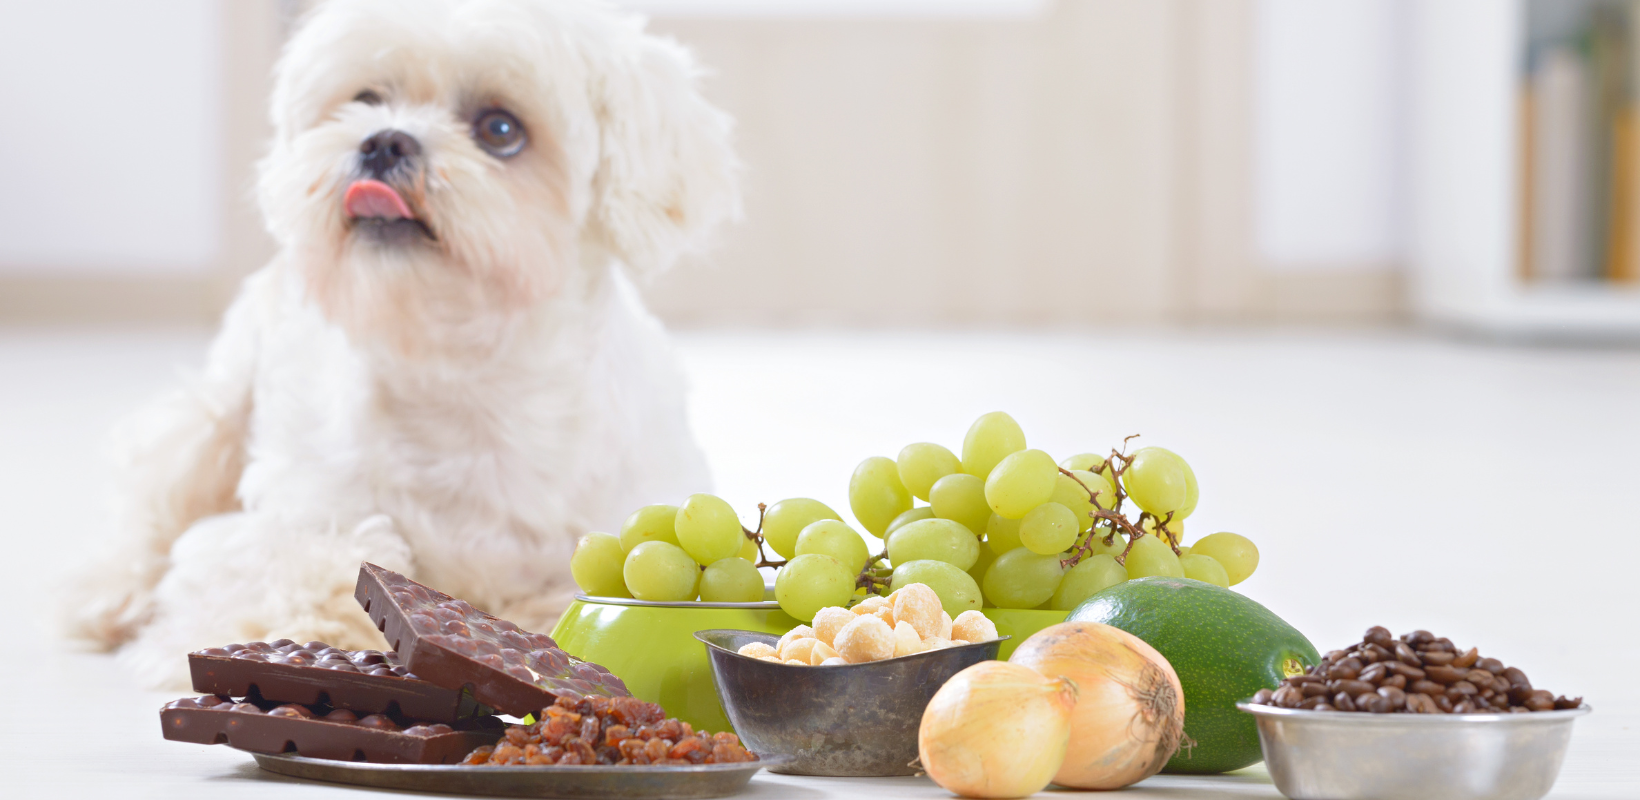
[{"xmin": 1067, "ymin": 576, "xmax": 1318, "ymax": 774}]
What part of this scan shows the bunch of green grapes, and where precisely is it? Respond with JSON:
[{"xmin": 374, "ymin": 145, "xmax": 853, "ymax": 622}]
[
  {"xmin": 570, "ymin": 410, "xmax": 1260, "ymax": 622},
  {"xmin": 850, "ymin": 411, "xmax": 1261, "ymax": 613},
  {"xmin": 569, "ymin": 492, "xmax": 873, "ymax": 623}
]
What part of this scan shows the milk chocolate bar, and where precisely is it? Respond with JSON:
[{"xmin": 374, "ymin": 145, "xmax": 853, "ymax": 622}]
[
  {"xmin": 160, "ymin": 694, "xmax": 500, "ymax": 764},
  {"xmin": 354, "ymin": 563, "xmax": 627, "ymax": 717},
  {"xmin": 189, "ymin": 639, "xmax": 488, "ymax": 723}
]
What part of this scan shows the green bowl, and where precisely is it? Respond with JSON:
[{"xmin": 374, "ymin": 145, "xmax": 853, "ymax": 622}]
[{"xmin": 550, "ymin": 595, "xmax": 1071, "ymax": 734}]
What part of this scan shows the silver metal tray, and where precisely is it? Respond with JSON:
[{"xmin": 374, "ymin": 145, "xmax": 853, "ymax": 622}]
[{"xmin": 252, "ymin": 752, "xmax": 789, "ymax": 798}]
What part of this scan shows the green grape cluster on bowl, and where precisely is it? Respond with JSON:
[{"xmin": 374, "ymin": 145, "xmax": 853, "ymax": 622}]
[
  {"xmin": 569, "ymin": 411, "xmax": 1262, "ymax": 624},
  {"xmin": 848, "ymin": 411, "xmax": 1260, "ymax": 616}
]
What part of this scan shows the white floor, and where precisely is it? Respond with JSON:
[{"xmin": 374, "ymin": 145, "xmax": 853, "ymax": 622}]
[{"xmin": 2, "ymin": 325, "xmax": 1636, "ymax": 798}]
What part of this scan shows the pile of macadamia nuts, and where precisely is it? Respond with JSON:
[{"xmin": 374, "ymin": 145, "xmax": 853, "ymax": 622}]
[{"xmin": 736, "ymin": 584, "xmax": 999, "ymax": 666}]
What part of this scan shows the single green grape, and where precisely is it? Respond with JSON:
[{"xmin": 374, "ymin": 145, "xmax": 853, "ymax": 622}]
[
  {"xmin": 884, "ymin": 506, "xmax": 935, "ymax": 546},
  {"xmin": 675, "ymin": 494, "xmax": 744, "ymax": 566},
  {"xmin": 761, "ymin": 498, "xmax": 842, "ymax": 559},
  {"xmin": 738, "ymin": 536, "xmax": 759, "ymax": 562},
  {"xmin": 1178, "ymin": 544, "xmax": 1192, "ymax": 557},
  {"xmin": 795, "ymin": 519, "xmax": 871, "ymax": 573},
  {"xmin": 982, "ymin": 547, "xmax": 1064, "ymax": 609},
  {"xmin": 985, "ymin": 513, "xmax": 1023, "ymax": 555},
  {"xmin": 1018, "ymin": 502, "xmax": 1078, "ymax": 555},
  {"xmin": 897, "ymin": 442, "xmax": 962, "ymax": 502},
  {"xmin": 1123, "ymin": 534, "xmax": 1184, "ymax": 580},
  {"xmin": 1049, "ymin": 473, "xmax": 1095, "ymax": 533},
  {"xmin": 1121, "ymin": 447, "xmax": 1189, "ymax": 516},
  {"xmin": 961, "ymin": 411, "xmax": 1026, "ymax": 479},
  {"xmin": 889, "ymin": 559, "xmax": 983, "ymax": 617},
  {"xmin": 1176, "ymin": 456, "xmax": 1199, "ymax": 519},
  {"xmin": 1051, "ymin": 553, "xmax": 1127, "ymax": 610},
  {"xmin": 929, "ymin": 473, "xmax": 991, "ymax": 535},
  {"xmin": 1059, "ymin": 453, "xmax": 1105, "ymax": 473},
  {"xmin": 886, "ymin": 518, "xmax": 980, "ymax": 571},
  {"xmin": 570, "ymin": 532, "xmax": 630, "ymax": 597},
  {"xmin": 984, "ymin": 449, "xmax": 1058, "ymax": 519},
  {"xmin": 700, "ymin": 557, "xmax": 766, "ymax": 602},
  {"xmin": 1179, "ymin": 553, "xmax": 1229, "ymax": 587},
  {"xmin": 775, "ymin": 553, "xmax": 857, "ymax": 622},
  {"xmin": 849, "ymin": 456, "xmax": 913, "ymax": 537},
  {"xmin": 619, "ymin": 504, "xmax": 680, "ymax": 552},
  {"xmin": 1190, "ymin": 532, "xmax": 1258, "ymax": 585},
  {"xmin": 622, "ymin": 541, "xmax": 700, "ymax": 601}
]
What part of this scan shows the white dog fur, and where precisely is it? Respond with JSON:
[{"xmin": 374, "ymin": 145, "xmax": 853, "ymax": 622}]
[{"xmin": 63, "ymin": 0, "xmax": 737, "ymax": 688}]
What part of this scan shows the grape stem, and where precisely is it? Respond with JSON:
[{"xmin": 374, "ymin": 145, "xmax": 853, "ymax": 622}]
[
  {"xmin": 856, "ymin": 551, "xmax": 891, "ymax": 595},
  {"xmin": 1056, "ymin": 437, "xmax": 1182, "ymax": 569},
  {"xmin": 742, "ymin": 503, "xmax": 788, "ymax": 569}
]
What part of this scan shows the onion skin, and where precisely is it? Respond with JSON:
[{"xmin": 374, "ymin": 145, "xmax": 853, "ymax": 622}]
[
  {"xmin": 918, "ymin": 661, "xmax": 1078, "ymax": 798},
  {"xmin": 1009, "ymin": 621, "xmax": 1186, "ymax": 790}
]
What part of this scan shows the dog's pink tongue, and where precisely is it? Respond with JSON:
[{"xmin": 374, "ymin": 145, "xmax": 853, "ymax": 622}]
[{"xmin": 344, "ymin": 179, "xmax": 414, "ymax": 220}]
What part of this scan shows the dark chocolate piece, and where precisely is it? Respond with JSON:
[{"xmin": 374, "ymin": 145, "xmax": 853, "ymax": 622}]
[
  {"xmin": 190, "ymin": 639, "xmax": 488, "ymax": 723},
  {"xmin": 159, "ymin": 695, "xmax": 500, "ymax": 764},
  {"xmin": 354, "ymin": 563, "xmax": 627, "ymax": 717}
]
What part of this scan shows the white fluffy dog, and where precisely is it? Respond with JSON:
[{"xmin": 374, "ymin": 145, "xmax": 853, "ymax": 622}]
[{"xmin": 65, "ymin": 0, "xmax": 736, "ymax": 688}]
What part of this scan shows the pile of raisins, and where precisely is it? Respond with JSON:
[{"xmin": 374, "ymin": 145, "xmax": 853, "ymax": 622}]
[
  {"xmin": 462, "ymin": 695, "xmax": 757, "ymax": 766},
  {"xmin": 1250, "ymin": 626, "xmax": 1583, "ymax": 714}
]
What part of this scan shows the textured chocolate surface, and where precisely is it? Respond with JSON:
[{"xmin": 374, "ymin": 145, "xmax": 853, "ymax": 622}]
[
  {"xmin": 354, "ymin": 563, "xmax": 627, "ymax": 717},
  {"xmin": 190, "ymin": 639, "xmax": 489, "ymax": 723},
  {"xmin": 159, "ymin": 695, "xmax": 500, "ymax": 764}
]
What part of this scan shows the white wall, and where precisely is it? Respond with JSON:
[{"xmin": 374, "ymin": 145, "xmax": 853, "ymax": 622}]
[
  {"xmin": 0, "ymin": 0, "xmax": 221, "ymax": 274},
  {"xmin": 1255, "ymin": 0, "xmax": 1406, "ymax": 271}
]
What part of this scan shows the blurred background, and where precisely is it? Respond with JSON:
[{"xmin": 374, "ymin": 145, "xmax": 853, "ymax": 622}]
[
  {"xmin": 1, "ymin": 2, "xmax": 1638, "ymax": 793},
  {"xmin": 12, "ymin": 0, "xmax": 1640, "ymax": 334}
]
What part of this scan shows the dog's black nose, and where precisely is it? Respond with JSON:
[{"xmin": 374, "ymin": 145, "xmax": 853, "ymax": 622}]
[{"xmin": 359, "ymin": 130, "xmax": 421, "ymax": 177}]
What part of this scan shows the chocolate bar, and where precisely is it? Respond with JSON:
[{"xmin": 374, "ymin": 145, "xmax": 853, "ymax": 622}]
[
  {"xmin": 355, "ymin": 563, "xmax": 628, "ymax": 717},
  {"xmin": 160, "ymin": 695, "xmax": 500, "ymax": 764},
  {"xmin": 190, "ymin": 639, "xmax": 489, "ymax": 723}
]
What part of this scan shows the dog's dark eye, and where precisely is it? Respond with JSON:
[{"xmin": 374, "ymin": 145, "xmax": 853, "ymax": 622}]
[
  {"xmin": 473, "ymin": 109, "xmax": 526, "ymax": 158},
  {"xmin": 354, "ymin": 89, "xmax": 383, "ymax": 105}
]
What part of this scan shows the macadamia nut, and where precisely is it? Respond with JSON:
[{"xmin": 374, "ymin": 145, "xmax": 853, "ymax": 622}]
[
  {"xmin": 937, "ymin": 610, "xmax": 953, "ymax": 640},
  {"xmin": 853, "ymin": 596, "xmax": 889, "ymax": 616},
  {"xmin": 951, "ymin": 610, "xmax": 998, "ymax": 643},
  {"xmin": 892, "ymin": 583, "xmax": 944, "ymax": 640},
  {"xmin": 777, "ymin": 625, "xmax": 814, "ymax": 653},
  {"xmin": 892, "ymin": 621, "xmax": 925, "ymax": 658},
  {"xmin": 782, "ymin": 637, "xmax": 822, "ymax": 663},
  {"xmin": 834, "ymin": 614, "xmax": 895, "ymax": 663},
  {"xmin": 811, "ymin": 607, "xmax": 856, "ymax": 647},
  {"xmin": 809, "ymin": 641, "xmax": 840, "ymax": 665},
  {"xmin": 738, "ymin": 642, "xmax": 778, "ymax": 659}
]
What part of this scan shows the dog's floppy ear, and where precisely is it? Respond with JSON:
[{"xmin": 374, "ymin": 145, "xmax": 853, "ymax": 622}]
[{"xmin": 587, "ymin": 28, "xmax": 741, "ymax": 278}]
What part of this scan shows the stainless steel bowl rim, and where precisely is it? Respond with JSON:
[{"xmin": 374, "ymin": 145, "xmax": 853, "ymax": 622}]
[
  {"xmin": 1238, "ymin": 702, "xmax": 1592, "ymax": 725},
  {"xmin": 574, "ymin": 594, "xmax": 781, "ymax": 610},
  {"xmin": 695, "ymin": 628, "xmax": 1009, "ymax": 667}
]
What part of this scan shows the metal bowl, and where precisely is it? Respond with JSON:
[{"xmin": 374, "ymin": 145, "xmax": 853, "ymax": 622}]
[
  {"xmin": 695, "ymin": 628, "xmax": 1005, "ymax": 777},
  {"xmin": 1239, "ymin": 703, "xmax": 1591, "ymax": 800}
]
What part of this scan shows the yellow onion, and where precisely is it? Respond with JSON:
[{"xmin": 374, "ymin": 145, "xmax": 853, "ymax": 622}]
[
  {"xmin": 918, "ymin": 660, "xmax": 1078, "ymax": 798},
  {"xmin": 1008, "ymin": 621, "xmax": 1185, "ymax": 790}
]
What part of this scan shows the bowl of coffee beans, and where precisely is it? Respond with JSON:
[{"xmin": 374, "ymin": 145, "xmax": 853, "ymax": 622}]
[{"xmin": 1239, "ymin": 626, "xmax": 1588, "ymax": 800}]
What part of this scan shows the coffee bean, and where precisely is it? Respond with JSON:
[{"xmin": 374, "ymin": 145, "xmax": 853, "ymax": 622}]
[
  {"xmin": 1301, "ymin": 682, "xmax": 1331, "ymax": 698},
  {"xmin": 1378, "ymin": 686, "xmax": 1407, "ymax": 710},
  {"xmin": 1503, "ymin": 667, "xmax": 1531, "ymax": 690},
  {"xmin": 1273, "ymin": 685, "xmax": 1304, "ymax": 708},
  {"xmin": 1327, "ymin": 663, "xmax": 1360, "ymax": 681},
  {"xmin": 1336, "ymin": 679, "xmax": 1376, "ymax": 697},
  {"xmin": 1476, "ymin": 657, "xmax": 1505, "ymax": 675},
  {"xmin": 1449, "ymin": 680, "xmax": 1478, "ymax": 697},
  {"xmin": 1453, "ymin": 647, "xmax": 1479, "ymax": 669},
  {"xmin": 1419, "ymin": 651, "xmax": 1455, "ymax": 666},
  {"xmin": 1299, "ymin": 696, "xmax": 1325, "ymax": 710},
  {"xmin": 1358, "ymin": 663, "xmax": 1391, "ymax": 685},
  {"xmin": 1333, "ymin": 692, "xmax": 1357, "ymax": 712},
  {"xmin": 1394, "ymin": 641, "xmax": 1422, "ymax": 666},
  {"xmin": 1466, "ymin": 669, "xmax": 1496, "ymax": 690},
  {"xmin": 1525, "ymin": 691, "xmax": 1555, "ymax": 712},
  {"xmin": 1411, "ymin": 680, "xmax": 1446, "ymax": 696},
  {"xmin": 1381, "ymin": 674, "xmax": 1407, "ymax": 690},
  {"xmin": 1426, "ymin": 665, "xmax": 1467, "ymax": 684},
  {"xmin": 1388, "ymin": 662, "xmax": 1426, "ymax": 680},
  {"xmin": 1251, "ymin": 688, "xmax": 1274, "ymax": 705},
  {"xmin": 1405, "ymin": 630, "xmax": 1436, "ymax": 646},
  {"xmin": 1364, "ymin": 626, "xmax": 1394, "ymax": 648},
  {"xmin": 1359, "ymin": 693, "xmax": 1393, "ymax": 713}
]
